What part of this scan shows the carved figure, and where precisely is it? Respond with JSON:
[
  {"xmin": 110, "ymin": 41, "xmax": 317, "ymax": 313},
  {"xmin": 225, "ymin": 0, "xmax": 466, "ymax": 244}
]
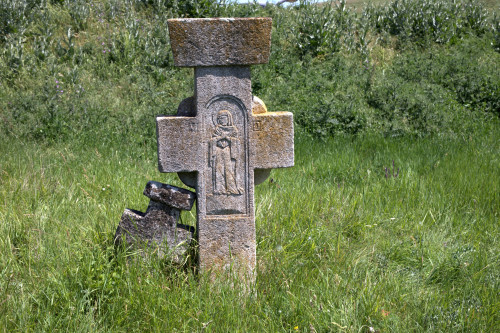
[{"xmin": 209, "ymin": 110, "xmax": 242, "ymax": 195}]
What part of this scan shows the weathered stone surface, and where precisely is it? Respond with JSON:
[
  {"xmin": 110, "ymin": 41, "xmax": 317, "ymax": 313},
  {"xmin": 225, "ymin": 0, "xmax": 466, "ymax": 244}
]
[
  {"xmin": 168, "ymin": 18, "xmax": 272, "ymax": 67},
  {"xmin": 115, "ymin": 183, "xmax": 195, "ymax": 263},
  {"xmin": 144, "ymin": 180, "xmax": 196, "ymax": 211},
  {"xmin": 157, "ymin": 17, "xmax": 294, "ymax": 280},
  {"xmin": 172, "ymin": 95, "xmax": 273, "ymax": 186},
  {"xmin": 251, "ymin": 111, "xmax": 294, "ymax": 169}
]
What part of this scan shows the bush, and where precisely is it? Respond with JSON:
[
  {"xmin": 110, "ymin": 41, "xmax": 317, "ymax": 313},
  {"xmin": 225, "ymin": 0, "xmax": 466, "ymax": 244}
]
[
  {"xmin": 0, "ymin": 0, "xmax": 498, "ymax": 145},
  {"xmin": 367, "ymin": 77, "xmax": 455, "ymax": 136},
  {"xmin": 0, "ymin": 0, "xmax": 39, "ymax": 42},
  {"xmin": 390, "ymin": 38, "xmax": 500, "ymax": 117},
  {"xmin": 139, "ymin": 0, "xmax": 225, "ymax": 18}
]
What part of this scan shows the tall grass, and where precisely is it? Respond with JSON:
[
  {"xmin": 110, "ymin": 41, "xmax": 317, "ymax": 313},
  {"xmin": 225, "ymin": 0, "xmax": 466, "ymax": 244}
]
[{"xmin": 0, "ymin": 128, "xmax": 498, "ymax": 331}]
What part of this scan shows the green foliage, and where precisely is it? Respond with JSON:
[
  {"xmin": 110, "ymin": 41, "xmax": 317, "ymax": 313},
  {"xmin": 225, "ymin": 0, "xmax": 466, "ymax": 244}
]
[
  {"xmin": 368, "ymin": 78, "xmax": 454, "ymax": 136},
  {"xmin": 148, "ymin": 0, "xmax": 225, "ymax": 18},
  {"xmin": 64, "ymin": 0, "xmax": 91, "ymax": 32},
  {"xmin": 0, "ymin": 0, "xmax": 39, "ymax": 42},
  {"xmin": 365, "ymin": 38, "xmax": 499, "ymax": 135},
  {"xmin": 254, "ymin": 54, "xmax": 369, "ymax": 137},
  {"xmin": 1, "ymin": 0, "xmax": 499, "ymax": 141},
  {"xmin": 493, "ymin": 11, "xmax": 500, "ymax": 52},
  {"xmin": 291, "ymin": 0, "xmax": 355, "ymax": 58},
  {"xmin": 388, "ymin": 38, "xmax": 500, "ymax": 117},
  {"xmin": 364, "ymin": 0, "xmax": 490, "ymax": 46}
]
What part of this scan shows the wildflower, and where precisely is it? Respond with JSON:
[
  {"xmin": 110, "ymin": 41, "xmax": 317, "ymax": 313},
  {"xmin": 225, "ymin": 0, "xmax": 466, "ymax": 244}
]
[{"xmin": 294, "ymin": 326, "xmax": 298, "ymax": 330}]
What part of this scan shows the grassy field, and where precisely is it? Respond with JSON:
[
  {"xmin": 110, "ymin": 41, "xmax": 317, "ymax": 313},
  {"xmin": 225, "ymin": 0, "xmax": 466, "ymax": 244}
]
[
  {"xmin": 1, "ymin": 0, "xmax": 499, "ymax": 331},
  {"xmin": 1, "ymin": 128, "xmax": 499, "ymax": 331}
]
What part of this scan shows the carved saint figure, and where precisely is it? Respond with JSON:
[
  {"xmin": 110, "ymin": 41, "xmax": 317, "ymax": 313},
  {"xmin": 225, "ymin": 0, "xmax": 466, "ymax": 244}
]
[{"xmin": 209, "ymin": 110, "xmax": 242, "ymax": 195}]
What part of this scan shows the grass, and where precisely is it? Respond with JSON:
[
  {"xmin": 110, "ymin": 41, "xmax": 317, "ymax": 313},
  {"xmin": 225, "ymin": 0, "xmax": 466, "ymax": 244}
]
[{"xmin": 1, "ymin": 125, "xmax": 498, "ymax": 331}]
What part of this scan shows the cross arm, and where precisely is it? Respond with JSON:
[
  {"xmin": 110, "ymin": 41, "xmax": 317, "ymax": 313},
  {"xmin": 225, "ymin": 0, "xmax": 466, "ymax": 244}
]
[
  {"xmin": 251, "ymin": 111, "xmax": 294, "ymax": 169},
  {"xmin": 156, "ymin": 116, "xmax": 202, "ymax": 173}
]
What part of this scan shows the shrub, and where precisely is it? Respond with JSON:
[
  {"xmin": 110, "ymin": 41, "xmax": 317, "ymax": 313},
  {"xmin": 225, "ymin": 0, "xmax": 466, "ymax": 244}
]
[
  {"xmin": 492, "ymin": 12, "xmax": 500, "ymax": 52},
  {"xmin": 139, "ymin": 0, "xmax": 225, "ymax": 18},
  {"xmin": 367, "ymin": 76, "xmax": 455, "ymax": 136},
  {"xmin": 390, "ymin": 38, "xmax": 500, "ymax": 117},
  {"xmin": 0, "ymin": 0, "xmax": 36, "ymax": 43}
]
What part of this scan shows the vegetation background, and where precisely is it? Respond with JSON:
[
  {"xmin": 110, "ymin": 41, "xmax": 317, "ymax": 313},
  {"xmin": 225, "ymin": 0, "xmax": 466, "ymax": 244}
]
[{"xmin": 0, "ymin": 0, "xmax": 498, "ymax": 331}]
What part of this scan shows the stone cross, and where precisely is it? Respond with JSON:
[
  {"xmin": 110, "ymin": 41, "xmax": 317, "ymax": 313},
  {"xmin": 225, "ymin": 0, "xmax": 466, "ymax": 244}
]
[{"xmin": 157, "ymin": 18, "xmax": 294, "ymax": 279}]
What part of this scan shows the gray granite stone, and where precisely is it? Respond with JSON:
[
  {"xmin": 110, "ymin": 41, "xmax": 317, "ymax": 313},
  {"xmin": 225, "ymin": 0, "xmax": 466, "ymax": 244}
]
[{"xmin": 157, "ymin": 17, "xmax": 294, "ymax": 281}]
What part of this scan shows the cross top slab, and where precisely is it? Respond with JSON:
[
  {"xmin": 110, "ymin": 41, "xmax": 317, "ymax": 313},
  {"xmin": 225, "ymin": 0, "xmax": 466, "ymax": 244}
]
[{"xmin": 157, "ymin": 18, "xmax": 294, "ymax": 279}]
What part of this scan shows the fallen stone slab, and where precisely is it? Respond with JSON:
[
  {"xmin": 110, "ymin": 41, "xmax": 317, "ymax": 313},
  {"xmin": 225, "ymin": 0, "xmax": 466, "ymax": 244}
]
[
  {"xmin": 143, "ymin": 180, "xmax": 196, "ymax": 211},
  {"xmin": 115, "ymin": 182, "xmax": 196, "ymax": 263}
]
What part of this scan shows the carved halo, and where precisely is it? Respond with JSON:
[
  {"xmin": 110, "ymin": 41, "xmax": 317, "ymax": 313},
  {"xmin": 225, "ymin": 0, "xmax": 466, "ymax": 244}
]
[{"xmin": 212, "ymin": 109, "xmax": 234, "ymax": 127}]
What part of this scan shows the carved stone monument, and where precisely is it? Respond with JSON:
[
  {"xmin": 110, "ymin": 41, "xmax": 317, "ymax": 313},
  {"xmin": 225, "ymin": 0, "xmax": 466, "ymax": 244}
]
[{"xmin": 157, "ymin": 18, "xmax": 294, "ymax": 279}]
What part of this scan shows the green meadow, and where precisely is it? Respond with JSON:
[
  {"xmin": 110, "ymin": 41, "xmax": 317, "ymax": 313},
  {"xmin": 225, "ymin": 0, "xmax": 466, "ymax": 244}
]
[{"xmin": 1, "ymin": 0, "xmax": 499, "ymax": 331}]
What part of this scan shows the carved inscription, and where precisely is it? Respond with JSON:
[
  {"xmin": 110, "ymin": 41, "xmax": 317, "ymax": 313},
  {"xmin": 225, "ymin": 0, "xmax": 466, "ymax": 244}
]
[
  {"xmin": 253, "ymin": 119, "xmax": 263, "ymax": 131},
  {"xmin": 188, "ymin": 121, "xmax": 198, "ymax": 132},
  {"xmin": 205, "ymin": 96, "xmax": 249, "ymax": 216}
]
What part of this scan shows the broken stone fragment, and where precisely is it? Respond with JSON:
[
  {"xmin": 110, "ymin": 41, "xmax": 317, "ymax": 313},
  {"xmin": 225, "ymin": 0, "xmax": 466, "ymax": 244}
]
[
  {"xmin": 144, "ymin": 180, "xmax": 196, "ymax": 211},
  {"xmin": 115, "ymin": 182, "xmax": 196, "ymax": 263}
]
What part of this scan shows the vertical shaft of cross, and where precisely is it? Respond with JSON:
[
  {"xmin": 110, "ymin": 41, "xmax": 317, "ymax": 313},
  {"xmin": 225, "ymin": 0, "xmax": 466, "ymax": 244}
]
[{"xmin": 194, "ymin": 65, "xmax": 255, "ymax": 277}]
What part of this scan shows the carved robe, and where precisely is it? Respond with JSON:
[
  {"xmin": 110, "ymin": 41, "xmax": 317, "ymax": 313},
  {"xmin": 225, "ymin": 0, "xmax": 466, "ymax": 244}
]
[{"xmin": 210, "ymin": 119, "xmax": 241, "ymax": 195}]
